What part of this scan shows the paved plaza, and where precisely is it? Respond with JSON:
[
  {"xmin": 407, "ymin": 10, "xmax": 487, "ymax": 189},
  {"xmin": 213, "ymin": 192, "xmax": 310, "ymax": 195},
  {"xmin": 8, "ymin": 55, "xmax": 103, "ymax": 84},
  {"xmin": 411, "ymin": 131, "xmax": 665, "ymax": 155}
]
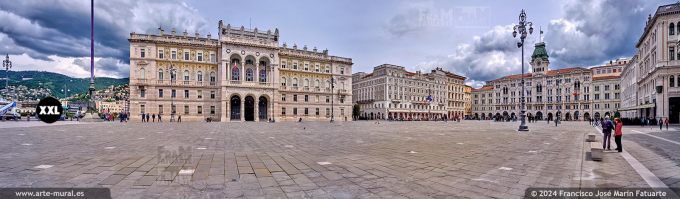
[{"xmin": 0, "ymin": 120, "xmax": 678, "ymax": 198}]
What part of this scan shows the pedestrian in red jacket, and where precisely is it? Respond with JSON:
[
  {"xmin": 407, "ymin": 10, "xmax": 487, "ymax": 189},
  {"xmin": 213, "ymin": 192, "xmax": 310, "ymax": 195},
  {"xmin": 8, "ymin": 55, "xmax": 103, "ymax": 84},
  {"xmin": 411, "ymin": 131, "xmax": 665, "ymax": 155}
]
[{"xmin": 614, "ymin": 118, "xmax": 623, "ymax": 152}]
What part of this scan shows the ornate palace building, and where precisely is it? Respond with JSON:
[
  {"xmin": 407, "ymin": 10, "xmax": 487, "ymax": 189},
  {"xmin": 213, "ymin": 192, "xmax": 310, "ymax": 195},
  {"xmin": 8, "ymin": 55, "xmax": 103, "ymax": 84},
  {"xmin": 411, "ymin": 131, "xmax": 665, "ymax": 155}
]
[
  {"xmin": 128, "ymin": 20, "xmax": 353, "ymax": 122},
  {"xmin": 472, "ymin": 42, "xmax": 624, "ymax": 121},
  {"xmin": 352, "ymin": 64, "xmax": 466, "ymax": 120},
  {"xmin": 619, "ymin": 2, "xmax": 680, "ymax": 124}
]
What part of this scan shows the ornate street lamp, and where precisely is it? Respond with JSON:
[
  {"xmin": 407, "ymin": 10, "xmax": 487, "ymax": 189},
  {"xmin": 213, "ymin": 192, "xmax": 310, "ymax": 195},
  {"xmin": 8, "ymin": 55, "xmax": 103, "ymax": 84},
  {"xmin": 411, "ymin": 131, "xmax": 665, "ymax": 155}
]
[
  {"xmin": 512, "ymin": 9, "xmax": 533, "ymax": 131},
  {"xmin": 330, "ymin": 77, "xmax": 335, "ymax": 123},
  {"xmin": 3, "ymin": 54, "xmax": 11, "ymax": 99}
]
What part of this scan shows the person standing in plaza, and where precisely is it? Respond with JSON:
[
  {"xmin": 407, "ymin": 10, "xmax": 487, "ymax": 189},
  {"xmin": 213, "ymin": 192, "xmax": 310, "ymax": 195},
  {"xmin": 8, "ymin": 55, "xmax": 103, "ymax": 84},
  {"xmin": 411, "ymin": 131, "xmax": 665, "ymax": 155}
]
[
  {"xmin": 177, "ymin": 115, "xmax": 181, "ymax": 123},
  {"xmin": 152, "ymin": 113, "xmax": 156, "ymax": 122},
  {"xmin": 614, "ymin": 118, "xmax": 623, "ymax": 152},
  {"xmin": 141, "ymin": 113, "xmax": 146, "ymax": 122},
  {"xmin": 146, "ymin": 113, "xmax": 150, "ymax": 123},
  {"xmin": 659, "ymin": 117, "xmax": 664, "ymax": 131},
  {"xmin": 665, "ymin": 118, "xmax": 669, "ymax": 130},
  {"xmin": 158, "ymin": 114, "xmax": 162, "ymax": 122},
  {"xmin": 601, "ymin": 116, "xmax": 613, "ymax": 150}
]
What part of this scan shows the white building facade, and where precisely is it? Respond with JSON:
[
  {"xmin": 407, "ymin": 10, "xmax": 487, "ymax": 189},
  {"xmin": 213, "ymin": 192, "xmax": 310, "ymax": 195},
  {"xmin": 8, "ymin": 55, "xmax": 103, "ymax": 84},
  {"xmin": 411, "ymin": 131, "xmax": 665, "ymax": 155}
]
[
  {"xmin": 618, "ymin": 3, "xmax": 680, "ymax": 124},
  {"xmin": 352, "ymin": 64, "xmax": 465, "ymax": 120},
  {"xmin": 128, "ymin": 21, "xmax": 353, "ymax": 122}
]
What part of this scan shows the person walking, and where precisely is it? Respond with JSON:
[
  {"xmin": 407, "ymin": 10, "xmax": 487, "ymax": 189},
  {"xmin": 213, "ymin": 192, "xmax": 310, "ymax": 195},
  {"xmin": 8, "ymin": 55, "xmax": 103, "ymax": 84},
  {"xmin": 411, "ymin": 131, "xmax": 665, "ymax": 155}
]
[
  {"xmin": 601, "ymin": 116, "xmax": 614, "ymax": 150},
  {"xmin": 152, "ymin": 113, "xmax": 156, "ymax": 122},
  {"xmin": 145, "ymin": 113, "xmax": 150, "ymax": 123},
  {"xmin": 665, "ymin": 118, "xmax": 669, "ymax": 130},
  {"xmin": 177, "ymin": 115, "xmax": 182, "ymax": 123},
  {"xmin": 659, "ymin": 117, "xmax": 664, "ymax": 131},
  {"xmin": 141, "ymin": 113, "xmax": 145, "ymax": 122},
  {"xmin": 614, "ymin": 118, "xmax": 623, "ymax": 152},
  {"xmin": 158, "ymin": 114, "xmax": 162, "ymax": 122}
]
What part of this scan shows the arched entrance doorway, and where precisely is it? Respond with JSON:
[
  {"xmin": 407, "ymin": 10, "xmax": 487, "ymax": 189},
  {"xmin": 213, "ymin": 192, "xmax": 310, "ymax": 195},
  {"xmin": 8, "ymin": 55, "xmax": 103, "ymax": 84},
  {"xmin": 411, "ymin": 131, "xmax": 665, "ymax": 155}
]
[
  {"xmin": 594, "ymin": 112, "xmax": 600, "ymax": 120},
  {"xmin": 487, "ymin": 113, "xmax": 492, "ymax": 119},
  {"xmin": 244, "ymin": 96, "xmax": 255, "ymax": 121},
  {"xmin": 547, "ymin": 112, "xmax": 553, "ymax": 121},
  {"xmin": 584, "ymin": 112, "xmax": 590, "ymax": 121},
  {"xmin": 510, "ymin": 112, "xmax": 516, "ymax": 120},
  {"xmin": 230, "ymin": 95, "xmax": 241, "ymax": 121},
  {"xmin": 258, "ymin": 96, "xmax": 268, "ymax": 121},
  {"xmin": 565, "ymin": 112, "xmax": 571, "ymax": 121},
  {"xmin": 574, "ymin": 111, "xmax": 580, "ymax": 121},
  {"xmin": 536, "ymin": 111, "xmax": 543, "ymax": 120}
]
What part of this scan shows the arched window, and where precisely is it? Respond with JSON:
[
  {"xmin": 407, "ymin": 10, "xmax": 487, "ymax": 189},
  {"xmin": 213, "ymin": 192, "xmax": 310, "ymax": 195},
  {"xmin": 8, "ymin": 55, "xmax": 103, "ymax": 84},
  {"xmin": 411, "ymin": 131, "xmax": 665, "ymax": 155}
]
[
  {"xmin": 197, "ymin": 71, "xmax": 203, "ymax": 82},
  {"xmin": 210, "ymin": 72, "xmax": 216, "ymax": 82},
  {"xmin": 246, "ymin": 68, "xmax": 254, "ymax": 81},
  {"xmin": 315, "ymin": 79, "xmax": 320, "ymax": 88},
  {"xmin": 671, "ymin": 75, "xmax": 676, "ymax": 87},
  {"xmin": 231, "ymin": 64, "xmax": 240, "ymax": 81},
  {"xmin": 183, "ymin": 70, "xmax": 190, "ymax": 81},
  {"xmin": 259, "ymin": 69, "xmax": 267, "ymax": 82},
  {"xmin": 293, "ymin": 78, "xmax": 298, "ymax": 87},
  {"xmin": 670, "ymin": 23, "xmax": 675, "ymax": 35},
  {"xmin": 304, "ymin": 78, "xmax": 309, "ymax": 87},
  {"xmin": 158, "ymin": 69, "xmax": 163, "ymax": 80},
  {"xmin": 140, "ymin": 68, "xmax": 146, "ymax": 79},
  {"xmin": 281, "ymin": 77, "xmax": 286, "ymax": 86}
]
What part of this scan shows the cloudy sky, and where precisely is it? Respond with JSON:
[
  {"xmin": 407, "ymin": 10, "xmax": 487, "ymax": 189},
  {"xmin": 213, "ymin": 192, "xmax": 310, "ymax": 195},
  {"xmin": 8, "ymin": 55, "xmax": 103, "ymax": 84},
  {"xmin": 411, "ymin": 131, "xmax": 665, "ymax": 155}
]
[{"xmin": 0, "ymin": 0, "xmax": 672, "ymax": 87}]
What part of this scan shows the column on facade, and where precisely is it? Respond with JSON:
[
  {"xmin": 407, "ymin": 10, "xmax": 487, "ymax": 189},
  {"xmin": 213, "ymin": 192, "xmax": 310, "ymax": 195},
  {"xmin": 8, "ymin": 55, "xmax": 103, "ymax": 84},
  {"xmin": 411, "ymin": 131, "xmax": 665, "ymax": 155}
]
[
  {"xmin": 255, "ymin": 59, "xmax": 260, "ymax": 83},
  {"xmin": 225, "ymin": 61, "xmax": 230, "ymax": 82},
  {"xmin": 241, "ymin": 61, "xmax": 245, "ymax": 82},
  {"xmin": 241, "ymin": 98, "xmax": 245, "ymax": 122},
  {"xmin": 254, "ymin": 97, "xmax": 259, "ymax": 122},
  {"xmin": 222, "ymin": 89, "xmax": 229, "ymax": 122}
]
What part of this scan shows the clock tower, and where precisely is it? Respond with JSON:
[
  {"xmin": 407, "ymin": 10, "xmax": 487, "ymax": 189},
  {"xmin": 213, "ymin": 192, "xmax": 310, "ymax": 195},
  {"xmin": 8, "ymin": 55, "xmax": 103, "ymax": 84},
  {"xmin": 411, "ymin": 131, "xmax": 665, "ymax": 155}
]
[{"xmin": 530, "ymin": 42, "xmax": 549, "ymax": 75}]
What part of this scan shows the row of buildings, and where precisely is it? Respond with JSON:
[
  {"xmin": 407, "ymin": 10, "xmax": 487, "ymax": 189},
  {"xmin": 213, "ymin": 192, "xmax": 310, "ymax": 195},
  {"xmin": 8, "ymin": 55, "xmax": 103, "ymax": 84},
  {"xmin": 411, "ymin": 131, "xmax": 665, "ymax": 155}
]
[
  {"xmin": 128, "ymin": 20, "xmax": 474, "ymax": 122},
  {"xmin": 129, "ymin": 2, "xmax": 680, "ymax": 124},
  {"xmin": 470, "ymin": 2, "xmax": 680, "ymax": 124}
]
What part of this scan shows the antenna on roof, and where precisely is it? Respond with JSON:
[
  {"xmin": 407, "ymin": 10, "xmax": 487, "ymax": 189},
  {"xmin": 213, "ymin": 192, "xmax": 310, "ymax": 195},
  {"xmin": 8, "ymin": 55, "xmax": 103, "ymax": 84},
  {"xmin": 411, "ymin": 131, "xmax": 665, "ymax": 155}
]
[{"xmin": 249, "ymin": 18, "xmax": 252, "ymax": 30}]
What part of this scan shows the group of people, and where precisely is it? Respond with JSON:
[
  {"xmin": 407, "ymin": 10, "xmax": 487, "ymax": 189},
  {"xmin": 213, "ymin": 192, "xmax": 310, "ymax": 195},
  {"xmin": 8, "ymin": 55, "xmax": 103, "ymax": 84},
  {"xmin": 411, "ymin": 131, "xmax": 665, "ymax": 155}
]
[
  {"xmin": 101, "ymin": 112, "xmax": 130, "ymax": 122},
  {"xmin": 600, "ymin": 116, "xmax": 624, "ymax": 152},
  {"xmin": 140, "ymin": 113, "xmax": 183, "ymax": 123}
]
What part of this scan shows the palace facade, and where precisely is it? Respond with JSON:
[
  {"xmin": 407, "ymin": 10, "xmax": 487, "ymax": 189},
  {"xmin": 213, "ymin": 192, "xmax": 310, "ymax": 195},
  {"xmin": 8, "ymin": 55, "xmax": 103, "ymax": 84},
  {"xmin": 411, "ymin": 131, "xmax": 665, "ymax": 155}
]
[
  {"xmin": 352, "ymin": 64, "xmax": 466, "ymax": 120},
  {"xmin": 128, "ymin": 21, "xmax": 353, "ymax": 122},
  {"xmin": 619, "ymin": 2, "xmax": 680, "ymax": 124},
  {"xmin": 472, "ymin": 42, "xmax": 624, "ymax": 121}
]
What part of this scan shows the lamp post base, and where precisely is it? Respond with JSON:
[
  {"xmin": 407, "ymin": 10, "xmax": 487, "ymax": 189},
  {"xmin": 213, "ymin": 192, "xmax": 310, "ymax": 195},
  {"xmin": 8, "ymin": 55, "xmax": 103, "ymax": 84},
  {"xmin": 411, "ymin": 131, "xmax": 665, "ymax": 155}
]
[{"xmin": 518, "ymin": 125, "xmax": 529, "ymax": 131}]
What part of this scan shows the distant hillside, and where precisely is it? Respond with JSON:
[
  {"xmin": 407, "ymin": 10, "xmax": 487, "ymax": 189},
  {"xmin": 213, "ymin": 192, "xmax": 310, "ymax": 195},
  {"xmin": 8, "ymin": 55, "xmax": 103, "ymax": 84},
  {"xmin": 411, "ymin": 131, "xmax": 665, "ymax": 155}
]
[{"xmin": 0, "ymin": 70, "xmax": 128, "ymax": 98}]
